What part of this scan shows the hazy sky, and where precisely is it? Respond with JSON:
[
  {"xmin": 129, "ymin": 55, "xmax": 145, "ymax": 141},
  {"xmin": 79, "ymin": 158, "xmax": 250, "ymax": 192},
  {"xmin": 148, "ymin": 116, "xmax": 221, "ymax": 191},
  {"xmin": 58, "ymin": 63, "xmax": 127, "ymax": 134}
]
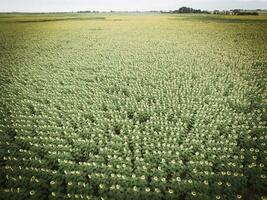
[{"xmin": 0, "ymin": 0, "xmax": 267, "ymax": 12}]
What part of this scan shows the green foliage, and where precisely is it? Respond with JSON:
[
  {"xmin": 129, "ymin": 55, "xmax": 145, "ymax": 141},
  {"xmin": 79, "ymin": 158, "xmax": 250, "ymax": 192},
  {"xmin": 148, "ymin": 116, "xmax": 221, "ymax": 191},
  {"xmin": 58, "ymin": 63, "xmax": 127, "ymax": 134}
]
[{"xmin": 0, "ymin": 13, "xmax": 267, "ymax": 200}]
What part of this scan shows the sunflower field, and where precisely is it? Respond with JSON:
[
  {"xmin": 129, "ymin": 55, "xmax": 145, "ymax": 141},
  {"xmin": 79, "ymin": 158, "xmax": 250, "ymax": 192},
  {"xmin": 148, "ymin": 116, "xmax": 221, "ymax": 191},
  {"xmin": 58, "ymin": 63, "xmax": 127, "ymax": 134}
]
[{"xmin": 0, "ymin": 13, "xmax": 267, "ymax": 200}]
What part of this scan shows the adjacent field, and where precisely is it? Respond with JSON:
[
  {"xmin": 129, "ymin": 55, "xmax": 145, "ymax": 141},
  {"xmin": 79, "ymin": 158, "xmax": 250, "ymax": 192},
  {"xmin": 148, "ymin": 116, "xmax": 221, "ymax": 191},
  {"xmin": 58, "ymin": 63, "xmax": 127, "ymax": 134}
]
[{"xmin": 0, "ymin": 13, "xmax": 267, "ymax": 200}]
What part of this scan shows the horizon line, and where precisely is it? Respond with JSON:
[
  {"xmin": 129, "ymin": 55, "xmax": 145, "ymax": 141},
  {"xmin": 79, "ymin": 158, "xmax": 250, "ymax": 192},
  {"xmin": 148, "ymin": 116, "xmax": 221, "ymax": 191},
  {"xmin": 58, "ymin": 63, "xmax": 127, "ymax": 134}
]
[{"xmin": 1, "ymin": 8, "xmax": 266, "ymax": 14}]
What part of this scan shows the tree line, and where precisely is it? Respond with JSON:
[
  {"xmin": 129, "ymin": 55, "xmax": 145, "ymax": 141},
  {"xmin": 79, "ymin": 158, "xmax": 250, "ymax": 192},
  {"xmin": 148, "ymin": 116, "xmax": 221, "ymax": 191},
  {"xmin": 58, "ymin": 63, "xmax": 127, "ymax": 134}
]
[
  {"xmin": 162, "ymin": 7, "xmax": 260, "ymax": 15},
  {"xmin": 162, "ymin": 7, "xmax": 210, "ymax": 14}
]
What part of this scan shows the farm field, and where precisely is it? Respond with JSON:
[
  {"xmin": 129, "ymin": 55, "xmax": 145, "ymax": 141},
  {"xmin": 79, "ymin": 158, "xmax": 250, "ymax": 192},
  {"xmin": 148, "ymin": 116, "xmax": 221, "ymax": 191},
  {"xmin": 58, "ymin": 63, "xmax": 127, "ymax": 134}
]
[{"xmin": 0, "ymin": 13, "xmax": 267, "ymax": 200}]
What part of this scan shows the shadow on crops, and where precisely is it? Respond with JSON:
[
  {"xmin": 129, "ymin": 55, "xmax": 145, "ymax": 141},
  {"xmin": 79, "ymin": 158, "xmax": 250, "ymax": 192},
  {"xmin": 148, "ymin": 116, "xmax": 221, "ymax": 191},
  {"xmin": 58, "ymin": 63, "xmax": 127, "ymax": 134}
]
[
  {"xmin": 169, "ymin": 15, "xmax": 267, "ymax": 24},
  {"xmin": 14, "ymin": 17, "xmax": 106, "ymax": 23},
  {"xmin": 89, "ymin": 28, "xmax": 103, "ymax": 31},
  {"xmin": 111, "ymin": 19, "xmax": 128, "ymax": 21},
  {"xmin": 0, "ymin": 16, "xmax": 15, "ymax": 18}
]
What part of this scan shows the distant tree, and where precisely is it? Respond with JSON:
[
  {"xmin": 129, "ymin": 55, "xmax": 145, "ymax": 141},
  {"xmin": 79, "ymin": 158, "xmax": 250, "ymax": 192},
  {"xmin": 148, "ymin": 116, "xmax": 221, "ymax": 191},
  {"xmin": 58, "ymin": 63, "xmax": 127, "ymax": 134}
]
[
  {"xmin": 78, "ymin": 10, "xmax": 91, "ymax": 13},
  {"xmin": 179, "ymin": 7, "xmax": 193, "ymax": 13},
  {"xmin": 236, "ymin": 12, "xmax": 259, "ymax": 15},
  {"xmin": 230, "ymin": 9, "xmax": 259, "ymax": 15},
  {"xmin": 213, "ymin": 10, "xmax": 220, "ymax": 14},
  {"xmin": 232, "ymin": 9, "xmax": 241, "ymax": 14},
  {"xmin": 169, "ymin": 7, "xmax": 210, "ymax": 14}
]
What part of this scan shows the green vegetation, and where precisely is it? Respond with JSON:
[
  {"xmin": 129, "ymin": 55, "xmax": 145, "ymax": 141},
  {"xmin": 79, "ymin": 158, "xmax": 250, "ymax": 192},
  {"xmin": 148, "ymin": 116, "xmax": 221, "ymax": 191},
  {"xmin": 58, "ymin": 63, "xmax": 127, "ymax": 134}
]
[
  {"xmin": 0, "ymin": 13, "xmax": 267, "ymax": 200},
  {"xmin": 213, "ymin": 10, "xmax": 260, "ymax": 16},
  {"xmin": 165, "ymin": 7, "xmax": 210, "ymax": 14}
]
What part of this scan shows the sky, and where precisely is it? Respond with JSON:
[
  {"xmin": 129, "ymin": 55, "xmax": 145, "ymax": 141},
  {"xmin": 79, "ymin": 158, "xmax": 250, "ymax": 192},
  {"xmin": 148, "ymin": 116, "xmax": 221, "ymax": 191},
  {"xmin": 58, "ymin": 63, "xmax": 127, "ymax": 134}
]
[{"xmin": 0, "ymin": 0, "xmax": 267, "ymax": 12}]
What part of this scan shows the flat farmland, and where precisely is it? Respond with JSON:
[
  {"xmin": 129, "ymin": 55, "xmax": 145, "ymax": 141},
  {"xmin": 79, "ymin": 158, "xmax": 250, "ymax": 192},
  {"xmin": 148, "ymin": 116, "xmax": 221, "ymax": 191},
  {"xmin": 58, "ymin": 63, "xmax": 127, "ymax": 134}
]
[{"xmin": 0, "ymin": 13, "xmax": 266, "ymax": 200}]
